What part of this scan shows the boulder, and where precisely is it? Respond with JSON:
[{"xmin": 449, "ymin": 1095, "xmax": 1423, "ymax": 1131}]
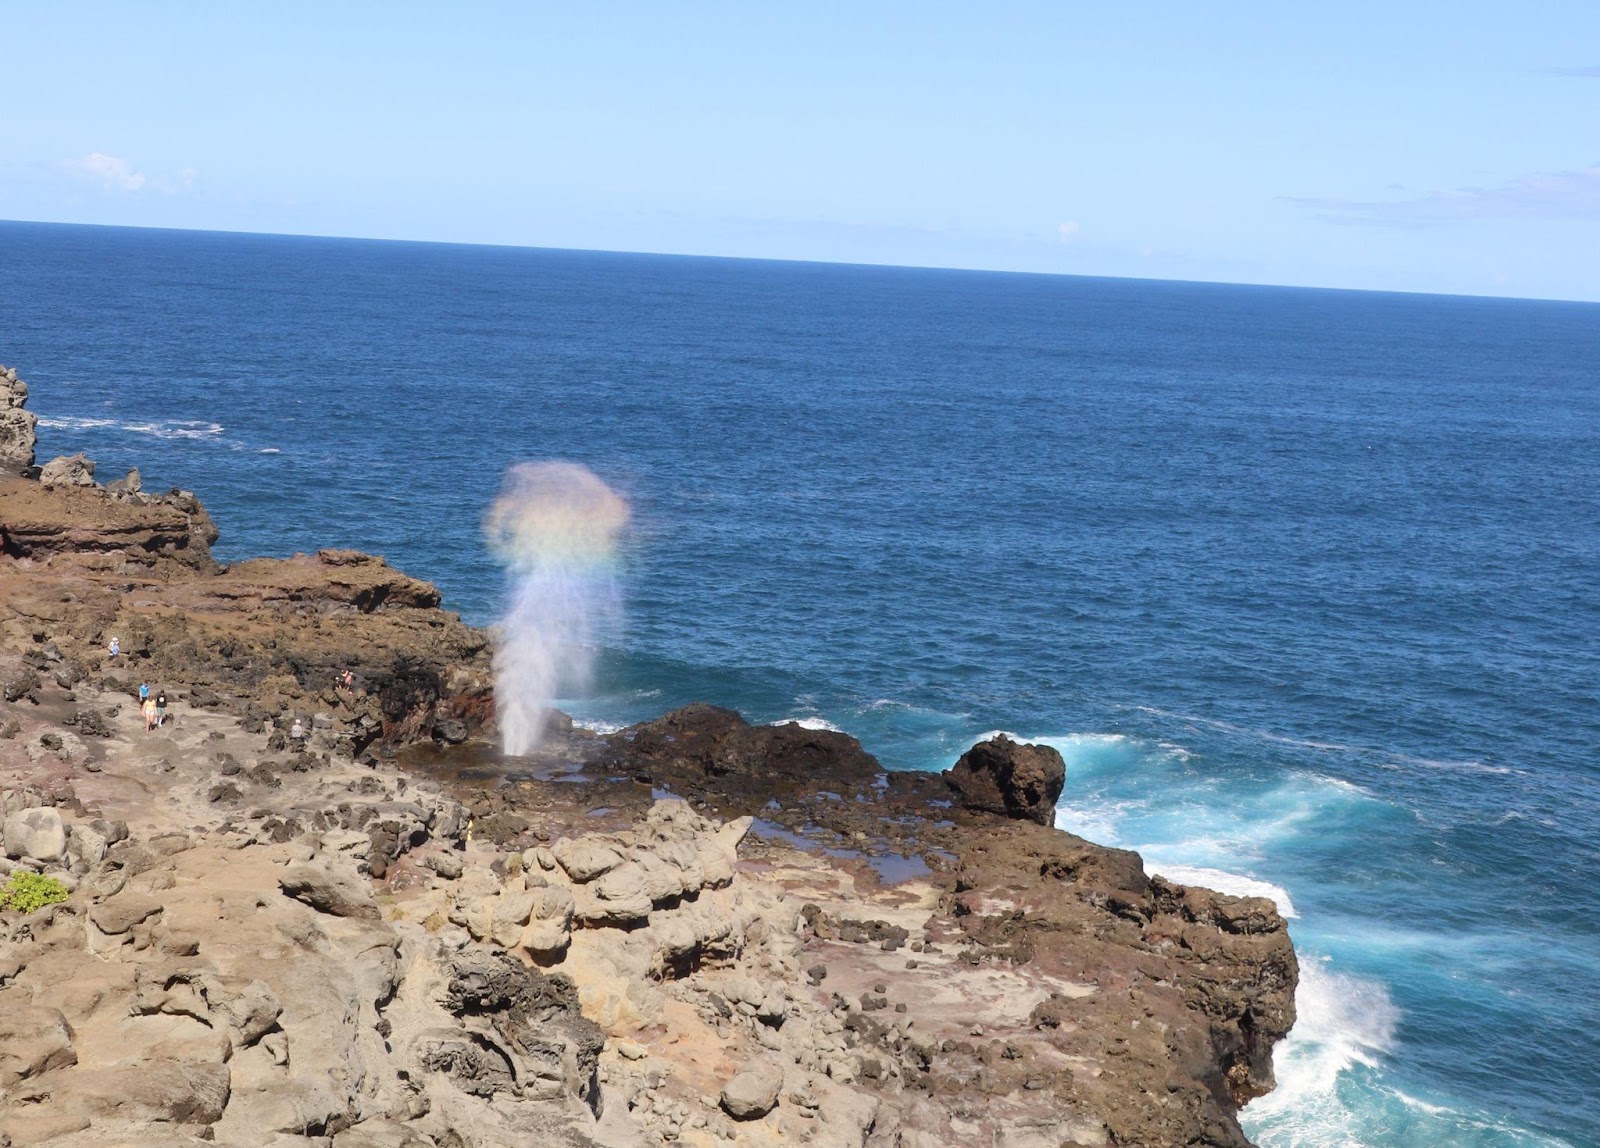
[
  {"xmin": 279, "ymin": 862, "xmax": 381, "ymax": 920},
  {"xmin": 437, "ymin": 951, "xmax": 604, "ymax": 1106},
  {"xmin": 721, "ymin": 1061, "xmax": 783, "ymax": 1119},
  {"xmin": 517, "ymin": 885, "xmax": 576, "ymax": 957},
  {"xmin": 491, "ymin": 888, "xmax": 538, "ymax": 947},
  {"xmin": 67, "ymin": 820, "xmax": 110, "ymax": 865},
  {"xmin": 551, "ymin": 837, "xmax": 623, "ymax": 883},
  {"xmin": 0, "ymin": 405, "xmax": 36, "ymax": 474},
  {"xmin": 107, "ymin": 466, "xmax": 142, "ymax": 497},
  {"xmin": 945, "ymin": 735, "xmax": 1065, "ymax": 826},
  {"xmin": 424, "ymin": 851, "xmax": 463, "ymax": 879},
  {"xmin": 4, "ymin": 806, "xmax": 67, "ymax": 862},
  {"xmin": 39, "ymin": 452, "xmax": 97, "ymax": 488},
  {"xmin": 1, "ymin": 367, "xmax": 35, "ymax": 472},
  {"xmin": 572, "ymin": 860, "xmax": 652, "ymax": 925},
  {"xmin": 3, "ymin": 670, "xmax": 40, "ymax": 702}
]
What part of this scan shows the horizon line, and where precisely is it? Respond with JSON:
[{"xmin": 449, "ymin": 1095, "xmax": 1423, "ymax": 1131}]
[{"xmin": 4, "ymin": 215, "xmax": 1596, "ymax": 309}]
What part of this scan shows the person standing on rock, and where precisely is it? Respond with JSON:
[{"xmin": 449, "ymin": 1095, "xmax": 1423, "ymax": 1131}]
[
  {"xmin": 290, "ymin": 717, "xmax": 305, "ymax": 748},
  {"xmin": 142, "ymin": 695, "xmax": 158, "ymax": 732},
  {"xmin": 108, "ymin": 636, "xmax": 119, "ymax": 659},
  {"xmin": 155, "ymin": 690, "xmax": 167, "ymax": 727},
  {"xmin": 139, "ymin": 680, "xmax": 151, "ymax": 703}
]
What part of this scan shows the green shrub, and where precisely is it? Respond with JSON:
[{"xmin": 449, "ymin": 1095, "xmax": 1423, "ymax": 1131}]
[{"xmin": 0, "ymin": 871, "xmax": 70, "ymax": 913}]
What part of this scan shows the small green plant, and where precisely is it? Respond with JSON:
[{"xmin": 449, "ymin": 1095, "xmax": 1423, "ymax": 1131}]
[{"xmin": 0, "ymin": 871, "xmax": 70, "ymax": 913}]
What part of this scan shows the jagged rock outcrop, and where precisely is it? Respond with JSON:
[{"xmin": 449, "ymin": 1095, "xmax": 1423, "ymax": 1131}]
[
  {"xmin": 945, "ymin": 733, "xmax": 1066, "ymax": 825},
  {"xmin": 0, "ymin": 490, "xmax": 491, "ymax": 753},
  {"xmin": 0, "ymin": 365, "xmax": 36, "ymax": 475},
  {"xmin": 0, "ymin": 473, "xmax": 219, "ymax": 568},
  {"xmin": 39, "ymin": 453, "xmax": 96, "ymax": 489}
]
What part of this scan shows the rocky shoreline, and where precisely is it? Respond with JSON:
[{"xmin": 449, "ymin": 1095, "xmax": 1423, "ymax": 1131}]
[{"xmin": 0, "ymin": 364, "xmax": 1297, "ymax": 1147}]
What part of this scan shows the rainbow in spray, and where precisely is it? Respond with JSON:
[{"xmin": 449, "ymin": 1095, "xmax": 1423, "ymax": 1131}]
[{"xmin": 484, "ymin": 462, "xmax": 629, "ymax": 755}]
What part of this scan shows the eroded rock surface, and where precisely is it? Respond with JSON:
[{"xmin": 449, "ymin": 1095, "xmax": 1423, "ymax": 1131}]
[
  {"xmin": 0, "ymin": 366, "xmax": 36, "ymax": 475},
  {"xmin": 945, "ymin": 733, "xmax": 1066, "ymax": 825}
]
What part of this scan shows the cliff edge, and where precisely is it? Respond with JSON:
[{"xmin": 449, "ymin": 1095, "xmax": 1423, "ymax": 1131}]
[{"xmin": 0, "ymin": 364, "xmax": 1296, "ymax": 1148}]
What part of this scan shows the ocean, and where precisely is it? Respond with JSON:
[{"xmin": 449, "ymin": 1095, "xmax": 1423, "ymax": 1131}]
[{"xmin": 3, "ymin": 220, "xmax": 1596, "ymax": 1147}]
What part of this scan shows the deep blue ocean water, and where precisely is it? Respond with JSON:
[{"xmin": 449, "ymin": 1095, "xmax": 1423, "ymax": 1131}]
[{"xmin": 3, "ymin": 220, "xmax": 1596, "ymax": 1147}]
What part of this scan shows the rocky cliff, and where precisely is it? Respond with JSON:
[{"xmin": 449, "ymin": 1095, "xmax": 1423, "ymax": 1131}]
[{"xmin": 0, "ymin": 365, "xmax": 1296, "ymax": 1148}]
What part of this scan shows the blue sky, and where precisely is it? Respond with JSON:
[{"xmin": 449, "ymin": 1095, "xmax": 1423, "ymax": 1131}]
[{"xmin": 4, "ymin": 2, "xmax": 1598, "ymax": 300}]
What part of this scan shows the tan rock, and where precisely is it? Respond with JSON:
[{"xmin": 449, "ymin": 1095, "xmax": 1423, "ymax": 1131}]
[
  {"xmin": 4, "ymin": 806, "xmax": 67, "ymax": 862},
  {"xmin": 63, "ymin": 1057, "xmax": 233, "ymax": 1125},
  {"xmin": 632, "ymin": 847, "xmax": 691, "ymax": 903},
  {"xmin": 516, "ymin": 885, "xmax": 575, "ymax": 958},
  {"xmin": 490, "ymin": 888, "xmax": 537, "ymax": 947},
  {"xmin": 0, "ymin": 1002, "xmax": 77, "ymax": 1088},
  {"xmin": 721, "ymin": 1060, "xmax": 783, "ymax": 1119},
  {"xmin": 573, "ymin": 860, "xmax": 651, "ymax": 925},
  {"xmin": 89, "ymin": 891, "xmax": 164, "ymax": 935},
  {"xmin": 552, "ymin": 837, "xmax": 624, "ymax": 882}
]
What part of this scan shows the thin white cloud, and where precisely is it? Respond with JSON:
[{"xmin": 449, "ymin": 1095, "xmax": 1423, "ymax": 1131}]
[
  {"xmin": 152, "ymin": 167, "xmax": 198, "ymax": 195},
  {"xmin": 1057, "ymin": 220, "xmax": 1081, "ymax": 243},
  {"xmin": 1286, "ymin": 163, "xmax": 1600, "ymax": 227},
  {"xmin": 1541, "ymin": 65, "xmax": 1600, "ymax": 77},
  {"xmin": 68, "ymin": 152, "xmax": 147, "ymax": 192}
]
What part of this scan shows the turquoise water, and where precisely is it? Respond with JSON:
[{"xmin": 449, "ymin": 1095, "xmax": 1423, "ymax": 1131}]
[{"xmin": 3, "ymin": 221, "xmax": 1596, "ymax": 1146}]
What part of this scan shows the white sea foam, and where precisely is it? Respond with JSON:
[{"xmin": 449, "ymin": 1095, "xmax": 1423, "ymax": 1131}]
[
  {"xmin": 1027, "ymin": 727, "xmax": 1569, "ymax": 1147},
  {"xmin": 38, "ymin": 415, "xmax": 227, "ymax": 440},
  {"xmin": 1053, "ymin": 803, "xmax": 1126, "ymax": 845},
  {"xmin": 37, "ymin": 416, "xmax": 116, "ymax": 429},
  {"xmin": 1143, "ymin": 863, "xmax": 1298, "ymax": 917},
  {"xmin": 1387, "ymin": 752, "xmax": 1515, "ymax": 775},
  {"xmin": 574, "ymin": 718, "xmax": 626, "ymax": 735},
  {"xmin": 1129, "ymin": 704, "xmax": 1520, "ymax": 777},
  {"xmin": 259, "ymin": 447, "xmax": 281, "ymax": 455},
  {"xmin": 1289, "ymin": 771, "xmax": 1374, "ymax": 797},
  {"xmin": 1392, "ymin": 1091, "xmax": 1574, "ymax": 1145},
  {"xmin": 772, "ymin": 716, "xmax": 844, "ymax": 733},
  {"xmin": 122, "ymin": 420, "xmax": 225, "ymax": 439},
  {"xmin": 1241, "ymin": 957, "xmax": 1399, "ymax": 1142}
]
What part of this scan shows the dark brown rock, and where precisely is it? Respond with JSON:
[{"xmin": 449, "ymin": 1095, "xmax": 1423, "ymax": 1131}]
[
  {"xmin": 600, "ymin": 703, "xmax": 881, "ymax": 811},
  {"xmin": 945, "ymin": 734, "xmax": 1065, "ymax": 825}
]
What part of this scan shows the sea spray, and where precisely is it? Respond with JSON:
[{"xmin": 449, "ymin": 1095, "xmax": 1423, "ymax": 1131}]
[{"xmin": 484, "ymin": 462, "xmax": 629, "ymax": 755}]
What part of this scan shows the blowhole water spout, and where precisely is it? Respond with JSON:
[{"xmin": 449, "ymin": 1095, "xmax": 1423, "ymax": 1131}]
[{"xmin": 485, "ymin": 462, "xmax": 629, "ymax": 755}]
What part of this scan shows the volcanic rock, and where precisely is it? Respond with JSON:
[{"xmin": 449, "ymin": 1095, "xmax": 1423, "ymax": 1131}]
[
  {"xmin": 946, "ymin": 733, "xmax": 1065, "ymax": 825},
  {"xmin": 721, "ymin": 1060, "xmax": 783, "ymax": 1119},
  {"xmin": 599, "ymin": 703, "xmax": 881, "ymax": 810},
  {"xmin": 278, "ymin": 860, "xmax": 381, "ymax": 920},
  {"xmin": 106, "ymin": 466, "xmax": 142, "ymax": 498},
  {"xmin": 0, "ymin": 366, "xmax": 36, "ymax": 475},
  {"xmin": 38, "ymin": 453, "xmax": 96, "ymax": 489}
]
